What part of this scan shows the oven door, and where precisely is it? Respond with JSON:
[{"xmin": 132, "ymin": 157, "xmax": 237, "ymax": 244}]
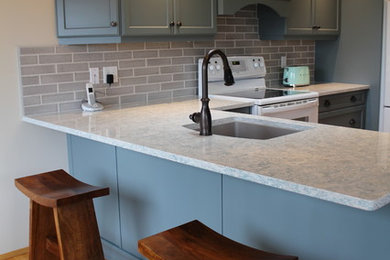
[{"xmin": 256, "ymin": 98, "xmax": 319, "ymax": 123}]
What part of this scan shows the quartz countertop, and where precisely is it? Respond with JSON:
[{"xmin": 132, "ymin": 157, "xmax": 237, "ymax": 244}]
[
  {"xmin": 284, "ymin": 82, "xmax": 370, "ymax": 96},
  {"xmin": 23, "ymin": 98, "xmax": 390, "ymax": 211}
]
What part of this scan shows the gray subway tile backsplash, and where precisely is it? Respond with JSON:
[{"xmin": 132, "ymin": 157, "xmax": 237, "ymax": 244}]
[
  {"xmin": 120, "ymin": 93, "xmax": 147, "ymax": 107},
  {"xmin": 24, "ymin": 104, "xmax": 58, "ymax": 115},
  {"xmin": 40, "ymin": 73, "xmax": 74, "ymax": 84},
  {"xmin": 19, "ymin": 4, "xmax": 315, "ymax": 116},
  {"xmin": 134, "ymin": 67, "xmax": 159, "ymax": 77},
  {"xmin": 39, "ymin": 54, "xmax": 72, "ymax": 64},
  {"xmin": 23, "ymin": 84, "xmax": 57, "ymax": 96},
  {"xmin": 21, "ymin": 65, "xmax": 56, "ymax": 76},
  {"xmin": 55, "ymin": 45, "xmax": 87, "ymax": 53},
  {"xmin": 23, "ymin": 96, "xmax": 41, "ymax": 106},
  {"xmin": 42, "ymin": 92, "xmax": 74, "ymax": 104},
  {"xmin": 57, "ymin": 63, "xmax": 89, "ymax": 73},
  {"xmin": 73, "ymin": 53, "xmax": 103, "ymax": 62},
  {"xmin": 20, "ymin": 47, "xmax": 55, "ymax": 55},
  {"xmin": 135, "ymin": 83, "xmax": 160, "ymax": 93},
  {"xmin": 21, "ymin": 76, "xmax": 40, "ymax": 86},
  {"xmin": 20, "ymin": 55, "xmax": 38, "ymax": 65}
]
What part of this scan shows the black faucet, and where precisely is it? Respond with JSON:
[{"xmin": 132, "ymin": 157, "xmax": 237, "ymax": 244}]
[{"xmin": 189, "ymin": 49, "xmax": 235, "ymax": 136}]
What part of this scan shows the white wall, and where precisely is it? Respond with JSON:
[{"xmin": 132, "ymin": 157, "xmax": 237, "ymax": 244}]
[{"xmin": 0, "ymin": 0, "xmax": 68, "ymax": 253}]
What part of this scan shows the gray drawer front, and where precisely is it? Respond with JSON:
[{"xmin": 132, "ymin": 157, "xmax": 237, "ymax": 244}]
[
  {"xmin": 319, "ymin": 90, "xmax": 367, "ymax": 113},
  {"xmin": 319, "ymin": 105, "xmax": 365, "ymax": 128}
]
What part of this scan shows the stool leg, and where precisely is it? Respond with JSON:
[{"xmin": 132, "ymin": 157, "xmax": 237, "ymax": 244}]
[
  {"xmin": 29, "ymin": 200, "xmax": 59, "ymax": 260},
  {"xmin": 53, "ymin": 199, "xmax": 104, "ymax": 260}
]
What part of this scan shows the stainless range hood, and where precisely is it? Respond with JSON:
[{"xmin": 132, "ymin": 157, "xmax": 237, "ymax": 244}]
[{"xmin": 218, "ymin": 0, "xmax": 289, "ymax": 16}]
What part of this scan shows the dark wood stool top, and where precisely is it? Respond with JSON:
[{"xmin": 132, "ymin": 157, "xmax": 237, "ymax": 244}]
[
  {"xmin": 138, "ymin": 220, "xmax": 298, "ymax": 260},
  {"xmin": 15, "ymin": 169, "xmax": 109, "ymax": 208}
]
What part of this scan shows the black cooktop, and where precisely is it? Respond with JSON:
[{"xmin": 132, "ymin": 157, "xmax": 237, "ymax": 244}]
[{"xmin": 218, "ymin": 88, "xmax": 305, "ymax": 99}]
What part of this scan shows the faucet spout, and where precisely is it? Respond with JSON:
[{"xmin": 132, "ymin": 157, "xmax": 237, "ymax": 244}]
[{"xmin": 190, "ymin": 49, "xmax": 235, "ymax": 136}]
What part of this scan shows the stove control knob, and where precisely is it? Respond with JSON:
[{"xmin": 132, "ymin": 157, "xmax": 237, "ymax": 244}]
[
  {"xmin": 216, "ymin": 64, "xmax": 221, "ymax": 70},
  {"xmin": 209, "ymin": 65, "xmax": 215, "ymax": 71},
  {"xmin": 254, "ymin": 62, "xmax": 259, "ymax": 68}
]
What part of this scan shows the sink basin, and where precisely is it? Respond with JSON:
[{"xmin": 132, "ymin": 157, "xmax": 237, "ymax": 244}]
[{"xmin": 184, "ymin": 117, "xmax": 311, "ymax": 140}]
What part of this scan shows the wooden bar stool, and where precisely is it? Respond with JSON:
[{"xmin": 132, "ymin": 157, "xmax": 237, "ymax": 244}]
[
  {"xmin": 15, "ymin": 169, "xmax": 109, "ymax": 260},
  {"xmin": 138, "ymin": 220, "xmax": 298, "ymax": 260}
]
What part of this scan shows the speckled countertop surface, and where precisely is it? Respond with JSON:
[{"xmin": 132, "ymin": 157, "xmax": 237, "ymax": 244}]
[
  {"xmin": 284, "ymin": 82, "xmax": 370, "ymax": 96},
  {"xmin": 23, "ymin": 97, "xmax": 390, "ymax": 211}
]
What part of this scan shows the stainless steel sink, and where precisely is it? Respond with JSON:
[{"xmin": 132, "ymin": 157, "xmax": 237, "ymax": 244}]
[{"xmin": 184, "ymin": 117, "xmax": 311, "ymax": 140}]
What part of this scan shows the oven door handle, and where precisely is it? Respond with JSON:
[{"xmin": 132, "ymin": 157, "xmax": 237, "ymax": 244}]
[{"xmin": 260, "ymin": 99, "xmax": 318, "ymax": 114}]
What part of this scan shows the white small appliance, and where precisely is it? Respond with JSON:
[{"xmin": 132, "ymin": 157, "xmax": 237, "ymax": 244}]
[
  {"xmin": 198, "ymin": 56, "xmax": 319, "ymax": 123},
  {"xmin": 81, "ymin": 83, "xmax": 104, "ymax": 112}
]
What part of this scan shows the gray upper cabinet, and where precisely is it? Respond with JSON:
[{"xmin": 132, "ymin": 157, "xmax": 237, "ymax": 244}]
[
  {"xmin": 258, "ymin": 0, "xmax": 340, "ymax": 40},
  {"xmin": 121, "ymin": 0, "xmax": 216, "ymax": 36},
  {"xmin": 287, "ymin": 0, "xmax": 339, "ymax": 35},
  {"xmin": 56, "ymin": 0, "xmax": 119, "ymax": 37},
  {"xmin": 175, "ymin": 0, "xmax": 216, "ymax": 35},
  {"xmin": 121, "ymin": 0, "xmax": 173, "ymax": 36},
  {"xmin": 55, "ymin": 0, "xmax": 216, "ymax": 44}
]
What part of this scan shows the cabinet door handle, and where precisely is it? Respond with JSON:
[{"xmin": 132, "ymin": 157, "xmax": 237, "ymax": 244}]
[
  {"xmin": 349, "ymin": 119, "xmax": 356, "ymax": 126},
  {"xmin": 350, "ymin": 95, "xmax": 357, "ymax": 103},
  {"xmin": 324, "ymin": 100, "xmax": 331, "ymax": 107},
  {"xmin": 312, "ymin": 25, "xmax": 321, "ymax": 30},
  {"xmin": 169, "ymin": 21, "xmax": 175, "ymax": 27},
  {"xmin": 176, "ymin": 21, "xmax": 182, "ymax": 27},
  {"xmin": 110, "ymin": 21, "xmax": 118, "ymax": 27}
]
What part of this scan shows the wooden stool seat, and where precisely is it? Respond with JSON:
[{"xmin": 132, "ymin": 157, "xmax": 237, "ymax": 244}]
[
  {"xmin": 138, "ymin": 220, "xmax": 298, "ymax": 260},
  {"xmin": 15, "ymin": 169, "xmax": 109, "ymax": 207},
  {"xmin": 15, "ymin": 169, "xmax": 109, "ymax": 260}
]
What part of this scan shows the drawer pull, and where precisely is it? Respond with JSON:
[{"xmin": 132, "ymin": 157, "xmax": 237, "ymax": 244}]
[
  {"xmin": 349, "ymin": 119, "xmax": 356, "ymax": 126},
  {"xmin": 350, "ymin": 95, "xmax": 357, "ymax": 102},
  {"xmin": 324, "ymin": 100, "xmax": 331, "ymax": 107}
]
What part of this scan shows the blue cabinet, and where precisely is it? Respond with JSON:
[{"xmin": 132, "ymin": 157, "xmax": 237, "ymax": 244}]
[
  {"xmin": 56, "ymin": 0, "xmax": 216, "ymax": 44},
  {"xmin": 67, "ymin": 135, "xmax": 221, "ymax": 258},
  {"xmin": 258, "ymin": 0, "xmax": 340, "ymax": 40},
  {"xmin": 56, "ymin": 0, "xmax": 119, "ymax": 37},
  {"xmin": 121, "ymin": 0, "xmax": 217, "ymax": 36},
  {"xmin": 67, "ymin": 135, "xmax": 121, "ymax": 247},
  {"xmin": 222, "ymin": 175, "xmax": 390, "ymax": 260},
  {"xmin": 67, "ymin": 134, "xmax": 390, "ymax": 259},
  {"xmin": 117, "ymin": 147, "xmax": 221, "ymax": 258}
]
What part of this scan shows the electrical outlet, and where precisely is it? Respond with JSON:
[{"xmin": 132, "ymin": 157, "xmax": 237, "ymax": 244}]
[
  {"xmin": 89, "ymin": 68, "xmax": 99, "ymax": 84},
  {"xmin": 281, "ymin": 56, "xmax": 287, "ymax": 68},
  {"xmin": 103, "ymin": 66, "xmax": 118, "ymax": 84}
]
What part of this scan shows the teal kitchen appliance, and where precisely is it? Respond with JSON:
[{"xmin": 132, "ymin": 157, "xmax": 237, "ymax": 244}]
[{"xmin": 283, "ymin": 66, "xmax": 310, "ymax": 87}]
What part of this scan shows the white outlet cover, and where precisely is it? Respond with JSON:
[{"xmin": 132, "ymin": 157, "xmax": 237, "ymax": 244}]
[
  {"xmin": 89, "ymin": 67, "xmax": 99, "ymax": 84},
  {"xmin": 103, "ymin": 66, "xmax": 118, "ymax": 84}
]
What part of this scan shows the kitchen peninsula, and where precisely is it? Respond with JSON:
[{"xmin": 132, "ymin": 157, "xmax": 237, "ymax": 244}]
[{"xmin": 23, "ymin": 98, "xmax": 390, "ymax": 260}]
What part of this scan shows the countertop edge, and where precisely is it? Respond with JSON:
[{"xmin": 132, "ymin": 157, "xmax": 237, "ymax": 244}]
[
  {"xmin": 316, "ymin": 85, "xmax": 370, "ymax": 96},
  {"xmin": 23, "ymin": 116, "xmax": 388, "ymax": 211}
]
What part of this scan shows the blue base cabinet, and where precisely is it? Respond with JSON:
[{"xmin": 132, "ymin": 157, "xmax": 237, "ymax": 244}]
[
  {"xmin": 67, "ymin": 135, "xmax": 221, "ymax": 259},
  {"xmin": 67, "ymin": 135, "xmax": 121, "ymax": 247},
  {"xmin": 67, "ymin": 134, "xmax": 390, "ymax": 260},
  {"xmin": 223, "ymin": 175, "xmax": 390, "ymax": 260},
  {"xmin": 117, "ymin": 147, "xmax": 222, "ymax": 258}
]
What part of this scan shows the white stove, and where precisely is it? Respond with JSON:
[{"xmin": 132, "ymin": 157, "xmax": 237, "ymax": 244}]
[{"xmin": 198, "ymin": 56, "xmax": 319, "ymax": 122}]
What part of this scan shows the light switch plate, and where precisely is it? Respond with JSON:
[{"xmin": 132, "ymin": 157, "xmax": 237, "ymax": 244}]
[
  {"xmin": 89, "ymin": 68, "xmax": 99, "ymax": 84},
  {"xmin": 103, "ymin": 66, "xmax": 118, "ymax": 84}
]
